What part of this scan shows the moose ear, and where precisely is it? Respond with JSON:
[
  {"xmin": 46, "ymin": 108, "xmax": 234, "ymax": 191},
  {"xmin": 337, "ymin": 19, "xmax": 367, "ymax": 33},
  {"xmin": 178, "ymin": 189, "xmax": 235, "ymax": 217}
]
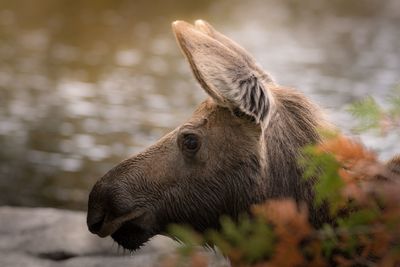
[
  {"xmin": 194, "ymin": 19, "xmax": 272, "ymax": 83},
  {"xmin": 172, "ymin": 20, "xmax": 274, "ymax": 124}
]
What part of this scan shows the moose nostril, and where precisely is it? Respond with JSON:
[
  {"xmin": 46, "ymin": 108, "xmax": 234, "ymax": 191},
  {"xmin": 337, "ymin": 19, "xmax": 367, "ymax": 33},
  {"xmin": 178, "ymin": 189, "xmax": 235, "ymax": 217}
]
[{"xmin": 88, "ymin": 216, "xmax": 105, "ymax": 234}]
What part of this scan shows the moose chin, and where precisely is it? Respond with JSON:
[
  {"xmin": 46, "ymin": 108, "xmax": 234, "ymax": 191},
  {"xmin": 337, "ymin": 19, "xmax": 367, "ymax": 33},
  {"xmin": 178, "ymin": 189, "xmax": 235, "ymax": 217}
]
[{"xmin": 87, "ymin": 19, "xmax": 331, "ymax": 251}]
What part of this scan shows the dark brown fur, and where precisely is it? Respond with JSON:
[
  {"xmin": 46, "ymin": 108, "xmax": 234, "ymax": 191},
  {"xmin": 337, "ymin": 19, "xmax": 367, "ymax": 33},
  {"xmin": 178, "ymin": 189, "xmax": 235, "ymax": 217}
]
[{"xmin": 87, "ymin": 20, "xmax": 329, "ymax": 250}]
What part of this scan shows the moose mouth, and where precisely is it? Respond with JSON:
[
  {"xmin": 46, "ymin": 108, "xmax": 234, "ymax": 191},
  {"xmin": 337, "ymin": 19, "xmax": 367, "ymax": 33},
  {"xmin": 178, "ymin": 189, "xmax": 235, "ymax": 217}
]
[
  {"xmin": 111, "ymin": 219, "xmax": 156, "ymax": 251},
  {"xmin": 90, "ymin": 208, "xmax": 158, "ymax": 251}
]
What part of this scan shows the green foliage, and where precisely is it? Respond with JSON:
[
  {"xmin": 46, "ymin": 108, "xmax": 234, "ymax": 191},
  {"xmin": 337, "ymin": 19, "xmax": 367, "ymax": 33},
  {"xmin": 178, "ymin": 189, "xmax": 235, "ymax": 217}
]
[
  {"xmin": 169, "ymin": 215, "xmax": 275, "ymax": 264},
  {"xmin": 336, "ymin": 208, "xmax": 380, "ymax": 254},
  {"xmin": 319, "ymin": 224, "xmax": 338, "ymax": 258},
  {"xmin": 207, "ymin": 215, "xmax": 275, "ymax": 263},
  {"xmin": 168, "ymin": 224, "xmax": 204, "ymax": 256},
  {"xmin": 348, "ymin": 84, "xmax": 400, "ymax": 133},
  {"xmin": 300, "ymin": 145, "xmax": 344, "ymax": 214},
  {"xmin": 337, "ymin": 208, "xmax": 379, "ymax": 230},
  {"xmin": 348, "ymin": 96, "xmax": 382, "ymax": 132},
  {"xmin": 388, "ymin": 84, "xmax": 400, "ymax": 116}
]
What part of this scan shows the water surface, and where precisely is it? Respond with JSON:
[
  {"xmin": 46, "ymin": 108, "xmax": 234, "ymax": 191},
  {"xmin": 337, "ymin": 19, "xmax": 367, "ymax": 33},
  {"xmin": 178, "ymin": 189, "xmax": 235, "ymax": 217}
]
[{"xmin": 0, "ymin": 0, "xmax": 399, "ymax": 209}]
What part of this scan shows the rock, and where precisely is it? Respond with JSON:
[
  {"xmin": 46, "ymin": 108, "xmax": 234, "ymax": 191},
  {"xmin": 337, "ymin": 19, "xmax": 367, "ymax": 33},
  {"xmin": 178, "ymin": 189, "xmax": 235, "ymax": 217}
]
[{"xmin": 0, "ymin": 206, "xmax": 228, "ymax": 267}]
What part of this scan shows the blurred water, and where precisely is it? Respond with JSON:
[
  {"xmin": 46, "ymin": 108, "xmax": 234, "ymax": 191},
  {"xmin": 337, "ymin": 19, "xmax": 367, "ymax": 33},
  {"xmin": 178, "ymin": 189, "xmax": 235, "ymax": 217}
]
[{"xmin": 0, "ymin": 0, "xmax": 399, "ymax": 210}]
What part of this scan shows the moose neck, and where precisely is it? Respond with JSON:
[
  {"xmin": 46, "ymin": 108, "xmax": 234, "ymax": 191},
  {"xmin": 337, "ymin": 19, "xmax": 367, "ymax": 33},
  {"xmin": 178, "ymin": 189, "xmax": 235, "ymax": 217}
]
[{"xmin": 263, "ymin": 86, "xmax": 322, "ymax": 204}]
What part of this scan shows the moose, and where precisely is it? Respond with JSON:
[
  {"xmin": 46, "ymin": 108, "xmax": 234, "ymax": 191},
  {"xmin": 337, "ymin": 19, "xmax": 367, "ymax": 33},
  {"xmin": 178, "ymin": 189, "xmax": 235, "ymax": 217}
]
[{"xmin": 87, "ymin": 19, "xmax": 333, "ymax": 251}]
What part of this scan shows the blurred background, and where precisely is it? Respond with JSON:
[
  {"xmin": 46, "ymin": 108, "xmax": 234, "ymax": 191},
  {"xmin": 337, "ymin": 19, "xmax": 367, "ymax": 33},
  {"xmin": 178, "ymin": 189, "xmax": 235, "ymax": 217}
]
[{"xmin": 0, "ymin": 0, "xmax": 399, "ymax": 210}]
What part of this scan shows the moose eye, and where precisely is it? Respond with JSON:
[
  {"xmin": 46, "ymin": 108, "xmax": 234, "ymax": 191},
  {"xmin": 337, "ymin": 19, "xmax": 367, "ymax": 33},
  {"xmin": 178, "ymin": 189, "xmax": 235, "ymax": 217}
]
[{"xmin": 182, "ymin": 134, "xmax": 200, "ymax": 153}]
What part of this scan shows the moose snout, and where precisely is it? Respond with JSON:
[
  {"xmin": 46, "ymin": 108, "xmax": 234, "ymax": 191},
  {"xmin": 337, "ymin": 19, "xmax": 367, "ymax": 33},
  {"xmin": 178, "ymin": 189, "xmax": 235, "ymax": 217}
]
[
  {"xmin": 87, "ymin": 180, "xmax": 125, "ymax": 237},
  {"xmin": 87, "ymin": 209, "xmax": 106, "ymax": 235},
  {"xmin": 87, "ymin": 173, "xmax": 150, "ymax": 238},
  {"xmin": 87, "ymin": 183, "xmax": 109, "ymax": 236}
]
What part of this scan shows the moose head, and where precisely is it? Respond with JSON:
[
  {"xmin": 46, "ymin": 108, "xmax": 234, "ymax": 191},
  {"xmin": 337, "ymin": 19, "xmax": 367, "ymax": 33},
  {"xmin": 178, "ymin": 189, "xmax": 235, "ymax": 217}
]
[{"xmin": 87, "ymin": 20, "xmax": 326, "ymax": 250}]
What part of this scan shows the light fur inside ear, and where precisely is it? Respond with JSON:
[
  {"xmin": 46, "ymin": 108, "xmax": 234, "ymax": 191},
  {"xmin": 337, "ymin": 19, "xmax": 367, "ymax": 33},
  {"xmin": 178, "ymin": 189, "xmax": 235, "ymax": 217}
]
[
  {"xmin": 194, "ymin": 19, "xmax": 274, "ymax": 84},
  {"xmin": 172, "ymin": 20, "xmax": 272, "ymax": 124},
  {"xmin": 194, "ymin": 20, "xmax": 255, "ymax": 68}
]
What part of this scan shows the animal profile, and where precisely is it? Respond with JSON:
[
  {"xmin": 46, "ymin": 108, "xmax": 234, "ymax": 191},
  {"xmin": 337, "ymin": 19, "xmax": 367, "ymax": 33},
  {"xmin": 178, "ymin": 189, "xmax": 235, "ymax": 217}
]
[{"xmin": 87, "ymin": 19, "xmax": 330, "ymax": 251}]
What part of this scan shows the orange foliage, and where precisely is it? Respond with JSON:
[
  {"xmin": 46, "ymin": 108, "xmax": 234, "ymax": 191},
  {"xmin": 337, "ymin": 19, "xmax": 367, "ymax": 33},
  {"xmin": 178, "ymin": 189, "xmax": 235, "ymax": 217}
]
[{"xmin": 252, "ymin": 200, "xmax": 325, "ymax": 267}]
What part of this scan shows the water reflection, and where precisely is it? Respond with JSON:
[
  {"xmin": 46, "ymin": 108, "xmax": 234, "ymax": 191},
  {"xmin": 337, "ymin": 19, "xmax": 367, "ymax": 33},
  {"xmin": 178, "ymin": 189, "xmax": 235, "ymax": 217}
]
[{"xmin": 0, "ymin": 0, "xmax": 399, "ymax": 209}]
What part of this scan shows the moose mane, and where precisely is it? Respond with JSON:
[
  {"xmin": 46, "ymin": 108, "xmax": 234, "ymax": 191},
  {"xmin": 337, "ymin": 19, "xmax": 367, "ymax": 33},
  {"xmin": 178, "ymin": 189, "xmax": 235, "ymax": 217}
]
[{"xmin": 263, "ymin": 86, "xmax": 327, "ymax": 225}]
